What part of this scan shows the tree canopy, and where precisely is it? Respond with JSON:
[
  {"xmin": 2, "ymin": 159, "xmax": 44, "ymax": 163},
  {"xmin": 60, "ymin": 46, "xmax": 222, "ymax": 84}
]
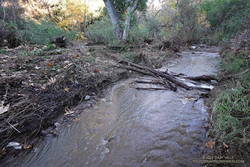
[
  {"xmin": 103, "ymin": 0, "xmax": 148, "ymax": 40},
  {"xmin": 111, "ymin": 0, "xmax": 147, "ymax": 14}
]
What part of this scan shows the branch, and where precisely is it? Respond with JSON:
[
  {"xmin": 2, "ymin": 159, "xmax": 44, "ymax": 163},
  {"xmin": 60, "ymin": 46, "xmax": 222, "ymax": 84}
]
[{"xmin": 130, "ymin": 0, "xmax": 139, "ymax": 13}]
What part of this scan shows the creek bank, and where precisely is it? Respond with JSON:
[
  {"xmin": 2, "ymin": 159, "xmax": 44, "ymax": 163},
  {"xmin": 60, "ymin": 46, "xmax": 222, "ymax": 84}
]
[
  {"xmin": 0, "ymin": 41, "xmax": 177, "ymax": 160},
  {"xmin": 204, "ymin": 46, "xmax": 250, "ymax": 166}
]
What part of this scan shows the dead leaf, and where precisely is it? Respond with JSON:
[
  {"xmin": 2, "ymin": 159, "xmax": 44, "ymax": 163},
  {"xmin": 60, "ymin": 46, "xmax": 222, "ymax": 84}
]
[
  {"xmin": 73, "ymin": 55, "xmax": 80, "ymax": 59},
  {"xmin": 47, "ymin": 62, "xmax": 54, "ymax": 67},
  {"xmin": 34, "ymin": 66, "xmax": 41, "ymax": 70},
  {"xmin": 64, "ymin": 88, "xmax": 70, "ymax": 92},
  {"xmin": 48, "ymin": 77, "xmax": 57, "ymax": 85},
  {"xmin": 73, "ymin": 118, "xmax": 80, "ymax": 122},
  {"xmin": 205, "ymin": 141, "xmax": 215, "ymax": 149},
  {"xmin": 223, "ymin": 142, "xmax": 229, "ymax": 149},
  {"xmin": 49, "ymin": 130, "xmax": 59, "ymax": 136},
  {"xmin": 64, "ymin": 108, "xmax": 74, "ymax": 115},
  {"xmin": 0, "ymin": 101, "xmax": 9, "ymax": 115},
  {"xmin": 94, "ymin": 69, "xmax": 100, "ymax": 73},
  {"xmin": 23, "ymin": 144, "xmax": 32, "ymax": 150},
  {"xmin": 0, "ymin": 148, "xmax": 6, "ymax": 156}
]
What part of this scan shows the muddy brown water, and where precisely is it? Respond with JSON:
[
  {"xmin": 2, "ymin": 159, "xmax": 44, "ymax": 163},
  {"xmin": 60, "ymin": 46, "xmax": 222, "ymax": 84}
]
[{"xmin": 7, "ymin": 51, "xmax": 220, "ymax": 167}]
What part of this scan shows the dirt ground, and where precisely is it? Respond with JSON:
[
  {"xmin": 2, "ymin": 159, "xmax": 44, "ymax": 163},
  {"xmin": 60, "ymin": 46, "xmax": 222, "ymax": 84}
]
[{"xmin": 0, "ymin": 40, "xmax": 178, "ymax": 159}]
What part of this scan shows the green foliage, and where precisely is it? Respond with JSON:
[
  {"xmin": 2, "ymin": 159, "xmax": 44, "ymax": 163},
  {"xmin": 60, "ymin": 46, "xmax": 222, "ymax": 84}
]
[
  {"xmin": 221, "ymin": 50, "xmax": 250, "ymax": 87},
  {"xmin": 127, "ymin": 25, "xmax": 147, "ymax": 43},
  {"xmin": 141, "ymin": 16, "xmax": 162, "ymax": 38},
  {"xmin": 221, "ymin": 50, "xmax": 249, "ymax": 74},
  {"xmin": 20, "ymin": 20, "xmax": 77, "ymax": 45},
  {"xmin": 20, "ymin": 50, "xmax": 32, "ymax": 57},
  {"xmin": 46, "ymin": 43, "xmax": 57, "ymax": 51},
  {"xmin": 86, "ymin": 17, "xmax": 118, "ymax": 45},
  {"xmin": 122, "ymin": 52, "xmax": 138, "ymax": 63},
  {"xmin": 165, "ymin": 0, "xmax": 205, "ymax": 43},
  {"xmin": 200, "ymin": 30, "xmax": 224, "ymax": 45},
  {"xmin": 86, "ymin": 15, "xmax": 163, "ymax": 45},
  {"xmin": 0, "ymin": 49, "xmax": 7, "ymax": 54},
  {"xmin": 212, "ymin": 49, "xmax": 250, "ymax": 144},
  {"xmin": 201, "ymin": 0, "xmax": 250, "ymax": 39},
  {"xmin": 213, "ymin": 86, "xmax": 249, "ymax": 142},
  {"xmin": 110, "ymin": 0, "xmax": 147, "ymax": 14},
  {"xmin": 19, "ymin": 44, "xmax": 58, "ymax": 57}
]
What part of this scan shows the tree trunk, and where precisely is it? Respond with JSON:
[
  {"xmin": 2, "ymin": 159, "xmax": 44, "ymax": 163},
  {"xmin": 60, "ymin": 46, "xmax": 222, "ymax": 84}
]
[
  {"xmin": 122, "ymin": 0, "xmax": 139, "ymax": 40},
  {"xmin": 103, "ymin": 0, "xmax": 122, "ymax": 40}
]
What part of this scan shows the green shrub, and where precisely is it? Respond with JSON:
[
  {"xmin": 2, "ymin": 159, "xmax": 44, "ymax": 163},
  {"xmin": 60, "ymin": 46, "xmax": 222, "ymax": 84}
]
[
  {"xmin": 200, "ymin": 30, "xmax": 224, "ymax": 45},
  {"xmin": 159, "ymin": 0, "xmax": 206, "ymax": 43},
  {"xmin": 122, "ymin": 52, "xmax": 138, "ymax": 63},
  {"xmin": 86, "ymin": 16, "xmax": 164, "ymax": 45},
  {"xmin": 86, "ymin": 17, "xmax": 118, "ymax": 45},
  {"xmin": 20, "ymin": 20, "xmax": 77, "ymax": 44},
  {"xmin": 142, "ymin": 16, "xmax": 162, "ymax": 38},
  {"xmin": 221, "ymin": 50, "xmax": 250, "ymax": 88},
  {"xmin": 0, "ymin": 49, "xmax": 7, "ymax": 54},
  {"xmin": 213, "ymin": 86, "xmax": 249, "ymax": 142},
  {"xmin": 221, "ymin": 50, "xmax": 249, "ymax": 74},
  {"xmin": 201, "ymin": 0, "xmax": 250, "ymax": 40},
  {"xmin": 212, "ymin": 48, "xmax": 250, "ymax": 146},
  {"xmin": 128, "ymin": 16, "xmax": 165, "ymax": 43},
  {"xmin": 127, "ymin": 25, "xmax": 148, "ymax": 43}
]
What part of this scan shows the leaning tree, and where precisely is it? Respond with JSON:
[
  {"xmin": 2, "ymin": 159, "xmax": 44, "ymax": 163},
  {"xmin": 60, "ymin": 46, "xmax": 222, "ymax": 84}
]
[{"xmin": 103, "ymin": 0, "xmax": 147, "ymax": 41}]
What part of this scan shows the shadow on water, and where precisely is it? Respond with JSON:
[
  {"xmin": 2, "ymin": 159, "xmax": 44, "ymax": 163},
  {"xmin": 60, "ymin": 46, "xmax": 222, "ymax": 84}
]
[{"xmin": 8, "ymin": 51, "xmax": 220, "ymax": 167}]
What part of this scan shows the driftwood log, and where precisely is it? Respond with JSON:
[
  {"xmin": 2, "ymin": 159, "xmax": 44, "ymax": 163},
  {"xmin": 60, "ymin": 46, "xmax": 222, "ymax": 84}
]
[{"xmin": 117, "ymin": 60, "xmax": 217, "ymax": 91}]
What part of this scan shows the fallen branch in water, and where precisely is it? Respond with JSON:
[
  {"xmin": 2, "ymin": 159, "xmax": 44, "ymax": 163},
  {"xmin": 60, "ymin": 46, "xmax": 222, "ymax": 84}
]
[
  {"xmin": 134, "ymin": 79, "xmax": 177, "ymax": 91},
  {"xmin": 134, "ymin": 87, "xmax": 169, "ymax": 91},
  {"xmin": 117, "ymin": 60, "xmax": 217, "ymax": 91},
  {"xmin": 118, "ymin": 60, "xmax": 191, "ymax": 90}
]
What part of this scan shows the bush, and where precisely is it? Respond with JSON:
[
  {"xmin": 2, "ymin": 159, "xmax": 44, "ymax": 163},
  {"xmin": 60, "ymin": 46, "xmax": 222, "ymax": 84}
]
[
  {"xmin": 19, "ymin": 20, "xmax": 77, "ymax": 45},
  {"xmin": 86, "ymin": 17, "xmax": 118, "ymax": 45},
  {"xmin": 86, "ymin": 16, "xmax": 163, "ymax": 45},
  {"xmin": 200, "ymin": 30, "xmax": 224, "ymax": 45},
  {"xmin": 212, "ymin": 49, "xmax": 250, "ymax": 147},
  {"xmin": 0, "ymin": 11, "xmax": 77, "ymax": 46},
  {"xmin": 221, "ymin": 49, "xmax": 250, "ymax": 88},
  {"xmin": 221, "ymin": 50, "xmax": 249, "ymax": 74},
  {"xmin": 141, "ymin": 16, "xmax": 162, "ymax": 38},
  {"xmin": 158, "ymin": 0, "xmax": 206, "ymax": 44},
  {"xmin": 0, "ymin": 20, "xmax": 22, "ymax": 48},
  {"xmin": 213, "ymin": 86, "xmax": 249, "ymax": 142},
  {"xmin": 121, "ymin": 52, "xmax": 141, "ymax": 63},
  {"xmin": 201, "ymin": 0, "xmax": 250, "ymax": 40},
  {"xmin": 127, "ymin": 25, "xmax": 147, "ymax": 43}
]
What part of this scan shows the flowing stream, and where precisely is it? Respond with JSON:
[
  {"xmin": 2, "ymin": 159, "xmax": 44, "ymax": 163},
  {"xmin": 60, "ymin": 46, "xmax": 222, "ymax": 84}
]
[{"xmin": 7, "ymin": 50, "xmax": 220, "ymax": 167}]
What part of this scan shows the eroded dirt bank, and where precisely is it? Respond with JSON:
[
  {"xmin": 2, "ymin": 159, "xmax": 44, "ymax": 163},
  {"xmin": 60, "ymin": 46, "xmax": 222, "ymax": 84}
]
[{"xmin": 2, "ymin": 49, "xmax": 221, "ymax": 167}]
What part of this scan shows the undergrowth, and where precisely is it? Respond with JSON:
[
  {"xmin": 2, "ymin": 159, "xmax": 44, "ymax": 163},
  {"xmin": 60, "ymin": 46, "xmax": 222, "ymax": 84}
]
[
  {"xmin": 201, "ymin": 0, "xmax": 250, "ymax": 42},
  {"xmin": 86, "ymin": 16, "xmax": 162, "ymax": 45},
  {"xmin": 212, "ymin": 49, "xmax": 250, "ymax": 147},
  {"xmin": 20, "ymin": 21, "xmax": 77, "ymax": 45}
]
